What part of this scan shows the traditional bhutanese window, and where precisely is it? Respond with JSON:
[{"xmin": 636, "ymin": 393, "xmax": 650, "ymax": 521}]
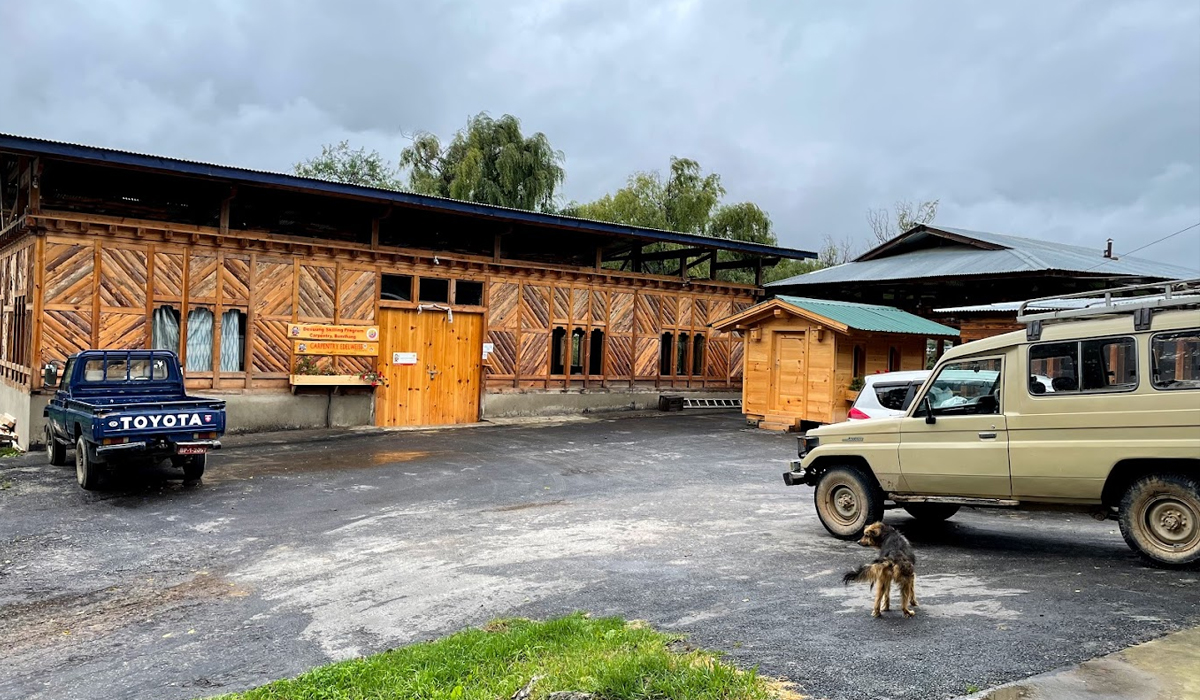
[
  {"xmin": 220, "ymin": 309, "xmax": 247, "ymax": 372},
  {"xmin": 677, "ymin": 332, "xmax": 690, "ymax": 375},
  {"xmin": 888, "ymin": 346, "xmax": 900, "ymax": 372},
  {"xmin": 660, "ymin": 333, "xmax": 674, "ymax": 375},
  {"xmin": 853, "ymin": 345, "xmax": 866, "ymax": 378},
  {"xmin": 570, "ymin": 328, "xmax": 585, "ymax": 375},
  {"xmin": 152, "ymin": 305, "xmax": 181, "ymax": 353},
  {"xmin": 550, "ymin": 327, "xmax": 567, "ymax": 375},
  {"xmin": 589, "ymin": 329, "xmax": 605, "ymax": 375},
  {"xmin": 455, "ymin": 280, "xmax": 484, "ymax": 306},
  {"xmin": 692, "ymin": 335, "xmax": 706, "ymax": 375},
  {"xmin": 185, "ymin": 307, "xmax": 214, "ymax": 372}
]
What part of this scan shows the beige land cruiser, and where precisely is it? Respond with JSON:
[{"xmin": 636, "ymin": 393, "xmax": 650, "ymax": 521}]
[{"xmin": 783, "ymin": 280, "xmax": 1200, "ymax": 568}]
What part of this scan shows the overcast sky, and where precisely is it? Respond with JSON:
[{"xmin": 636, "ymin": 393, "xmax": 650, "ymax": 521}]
[{"xmin": 3, "ymin": 0, "xmax": 1198, "ymax": 270}]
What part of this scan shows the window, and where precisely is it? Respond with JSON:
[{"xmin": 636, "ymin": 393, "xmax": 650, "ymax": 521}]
[
  {"xmin": 380, "ymin": 274, "xmax": 413, "ymax": 301},
  {"xmin": 677, "ymin": 332, "xmax": 689, "ymax": 375},
  {"xmin": 873, "ymin": 383, "xmax": 912, "ymax": 411},
  {"xmin": 221, "ymin": 309, "xmax": 247, "ymax": 372},
  {"xmin": 1029, "ymin": 336, "xmax": 1137, "ymax": 394},
  {"xmin": 888, "ymin": 347, "xmax": 900, "ymax": 372},
  {"xmin": 550, "ymin": 327, "xmax": 567, "ymax": 375},
  {"xmin": 185, "ymin": 307, "xmax": 215, "ymax": 372},
  {"xmin": 130, "ymin": 357, "xmax": 169, "ymax": 381},
  {"xmin": 570, "ymin": 328, "xmax": 585, "ymax": 375},
  {"xmin": 1152, "ymin": 330, "xmax": 1200, "ymax": 390},
  {"xmin": 82, "ymin": 359, "xmax": 106, "ymax": 382},
  {"xmin": 152, "ymin": 305, "xmax": 181, "ymax": 353},
  {"xmin": 589, "ymin": 329, "xmax": 604, "ymax": 374},
  {"xmin": 660, "ymin": 333, "xmax": 674, "ymax": 375},
  {"xmin": 105, "ymin": 358, "xmax": 129, "ymax": 381},
  {"xmin": 852, "ymin": 345, "xmax": 866, "ymax": 378},
  {"xmin": 916, "ymin": 358, "xmax": 1003, "ymax": 416},
  {"xmin": 456, "ymin": 280, "xmax": 484, "ymax": 306},
  {"xmin": 692, "ymin": 335, "xmax": 706, "ymax": 375},
  {"xmin": 418, "ymin": 277, "xmax": 450, "ymax": 303}
]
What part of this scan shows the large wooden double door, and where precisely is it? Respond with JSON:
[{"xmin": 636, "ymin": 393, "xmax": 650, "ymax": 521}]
[{"xmin": 376, "ymin": 308, "xmax": 484, "ymax": 426}]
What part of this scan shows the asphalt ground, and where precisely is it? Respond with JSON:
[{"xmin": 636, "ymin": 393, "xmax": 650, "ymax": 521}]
[{"xmin": 0, "ymin": 412, "xmax": 1196, "ymax": 700}]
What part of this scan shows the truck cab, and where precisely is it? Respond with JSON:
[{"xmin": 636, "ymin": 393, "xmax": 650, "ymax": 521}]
[
  {"xmin": 784, "ymin": 280, "xmax": 1200, "ymax": 568},
  {"xmin": 43, "ymin": 350, "xmax": 226, "ymax": 489}
]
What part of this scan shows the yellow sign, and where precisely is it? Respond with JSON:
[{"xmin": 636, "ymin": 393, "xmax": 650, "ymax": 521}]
[
  {"xmin": 293, "ymin": 340, "xmax": 379, "ymax": 357},
  {"xmin": 288, "ymin": 324, "xmax": 379, "ymax": 342}
]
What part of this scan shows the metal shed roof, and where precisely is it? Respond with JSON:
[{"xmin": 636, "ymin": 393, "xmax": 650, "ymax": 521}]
[
  {"xmin": 766, "ymin": 225, "xmax": 1196, "ymax": 287},
  {"xmin": 0, "ymin": 133, "xmax": 815, "ymax": 261}
]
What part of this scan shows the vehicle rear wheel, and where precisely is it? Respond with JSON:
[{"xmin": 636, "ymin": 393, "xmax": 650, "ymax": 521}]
[
  {"xmin": 814, "ymin": 466, "xmax": 885, "ymax": 539},
  {"xmin": 902, "ymin": 503, "xmax": 961, "ymax": 522},
  {"xmin": 46, "ymin": 426, "xmax": 68, "ymax": 466},
  {"xmin": 75, "ymin": 437, "xmax": 101, "ymax": 490},
  {"xmin": 179, "ymin": 454, "xmax": 206, "ymax": 481},
  {"xmin": 1119, "ymin": 473, "xmax": 1200, "ymax": 569}
]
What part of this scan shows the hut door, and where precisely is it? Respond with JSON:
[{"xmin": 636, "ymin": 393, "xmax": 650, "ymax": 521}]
[
  {"xmin": 376, "ymin": 308, "xmax": 484, "ymax": 426},
  {"xmin": 772, "ymin": 332, "xmax": 806, "ymax": 413}
]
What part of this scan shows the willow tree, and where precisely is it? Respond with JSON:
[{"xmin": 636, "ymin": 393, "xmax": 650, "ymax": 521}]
[
  {"xmin": 293, "ymin": 141, "xmax": 401, "ymax": 190},
  {"xmin": 399, "ymin": 113, "xmax": 566, "ymax": 212}
]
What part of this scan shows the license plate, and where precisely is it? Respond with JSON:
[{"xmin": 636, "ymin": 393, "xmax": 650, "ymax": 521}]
[{"xmin": 177, "ymin": 445, "xmax": 208, "ymax": 455}]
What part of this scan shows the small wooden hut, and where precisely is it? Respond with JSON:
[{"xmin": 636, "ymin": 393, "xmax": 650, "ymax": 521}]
[{"xmin": 712, "ymin": 296, "xmax": 959, "ymax": 430}]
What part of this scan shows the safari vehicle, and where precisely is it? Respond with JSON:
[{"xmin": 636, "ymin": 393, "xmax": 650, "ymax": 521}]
[{"xmin": 783, "ymin": 279, "xmax": 1200, "ymax": 567}]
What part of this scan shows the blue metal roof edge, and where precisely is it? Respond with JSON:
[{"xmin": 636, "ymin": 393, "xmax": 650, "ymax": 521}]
[{"xmin": 0, "ymin": 133, "xmax": 816, "ymax": 261}]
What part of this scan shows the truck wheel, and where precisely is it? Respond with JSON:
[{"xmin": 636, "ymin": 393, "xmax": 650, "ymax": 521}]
[
  {"xmin": 180, "ymin": 455, "xmax": 206, "ymax": 481},
  {"xmin": 814, "ymin": 466, "xmax": 884, "ymax": 539},
  {"xmin": 75, "ymin": 437, "xmax": 101, "ymax": 490},
  {"xmin": 902, "ymin": 503, "xmax": 961, "ymax": 522},
  {"xmin": 46, "ymin": 426, "xmax": 68, "ymax": 466},
  {"xmin": 1119, "ymin": 473, "xmax": 1200, "ymax": 568}
]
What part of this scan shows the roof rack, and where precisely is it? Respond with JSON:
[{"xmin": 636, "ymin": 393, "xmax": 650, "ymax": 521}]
[{"xmin": 1017, "ymin": 278, "xmax": 1200, "ymax": 340}]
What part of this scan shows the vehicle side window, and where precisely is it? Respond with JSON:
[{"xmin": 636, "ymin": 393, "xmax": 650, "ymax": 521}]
[
  {"xmin": 130, "ymin": 359, "xmax": 169, "ymax": 381},
  {"xmin": 60, "ymin": 359, "xmax": 75, "ymax": 388},
  {"xmin": 105, "ymin": 359, "xmax": 129, "ymax": 381},
  {"xmin": 873, "ymin": 383, "xmax": 910, "ymax": 411},
  {"xmin": 82, "ymin": 359, "xmax": 106, "ymax": 382},
  {"xmin": 1029, "ymin": 336, "xmax": 1137, "ymax": 394},
  {"xmin": 1152, "ymin": 329, "xmax": 1200, "ymax": 390},
  {"xmin": 916, "ymin": 358, "xmax": 1002, "ymax": 416}
]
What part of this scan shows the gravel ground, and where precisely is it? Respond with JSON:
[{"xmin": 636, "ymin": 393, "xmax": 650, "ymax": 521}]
[{"xmin": 0, "ymin": 412, "xmax": 1196, "ymax": 700}]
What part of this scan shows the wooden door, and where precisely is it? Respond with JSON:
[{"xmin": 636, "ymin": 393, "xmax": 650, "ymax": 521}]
[
  {"xmin": 376, "ymin": 308, "xmax": 484, "ymax": 426},
  {"xmin": 772, "ymin": 332, "xmax": 806, "ymax": 413}
]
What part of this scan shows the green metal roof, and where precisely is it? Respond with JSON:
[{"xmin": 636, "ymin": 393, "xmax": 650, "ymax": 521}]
[{"xmin": 775, "ymin": 295, "xmax": 959, "ymax": 336}]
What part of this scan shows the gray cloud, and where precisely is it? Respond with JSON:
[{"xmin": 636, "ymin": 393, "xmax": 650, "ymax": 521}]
[{"xmin": 3, "ymin": 0, "xmax": 1197, "ymax": 270}]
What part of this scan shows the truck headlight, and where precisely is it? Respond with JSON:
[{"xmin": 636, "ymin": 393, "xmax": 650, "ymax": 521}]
[{"xmin": 798, "ymin": 435, "xmax": 819, "ymax": 457}]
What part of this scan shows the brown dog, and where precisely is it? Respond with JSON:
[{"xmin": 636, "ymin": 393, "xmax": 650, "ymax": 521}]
[{"xmin": 842, "ymin": 522, "xmax": 918, "ymax": 617}]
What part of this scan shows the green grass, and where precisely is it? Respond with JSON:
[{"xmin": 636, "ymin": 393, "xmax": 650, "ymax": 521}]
[
  {"xmin": 0, "ymin": 447, "xmax": 22, "ymax": 459},
  {"xmin": 214, "ymin": 613, "xmax": 798, "ymax": 700}
]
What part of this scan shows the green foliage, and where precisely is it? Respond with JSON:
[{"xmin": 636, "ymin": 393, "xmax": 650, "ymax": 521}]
[
  {"xmin": 216, "ymin": 613, "xmax": 783, "ymax": 700},
  {"xmin": 293, "ymin": 356, "xmax": 335, "ymax": 376},
  {"xmin": 399, "ymin": 113, "xmax": 566, "ymax": 212},
  {"xmin": 293, "ymin": 141, "xmax": 401, "ymax": 190}
]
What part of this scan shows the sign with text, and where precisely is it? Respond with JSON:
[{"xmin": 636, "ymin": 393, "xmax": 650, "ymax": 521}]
[
  {"xmin": 289, "ymin": 324, "xmax": 379, "ymax": 342},
  {"xmin": 293, "ymin": 340, "xmax": 379, "ymax": 357},
  {"xmin": 393, "ymin": 352, "xmax": 418, "ymax": 365}
]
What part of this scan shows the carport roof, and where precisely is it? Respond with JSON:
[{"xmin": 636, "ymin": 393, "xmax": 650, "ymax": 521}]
[{"xmin": 712, "ymin": 295, "xmax": 959, "ymax": 336}]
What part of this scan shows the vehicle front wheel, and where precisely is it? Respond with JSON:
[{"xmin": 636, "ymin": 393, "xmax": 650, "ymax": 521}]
[
  {"xmin": 46, "ymin": 426, "xmax": 68, "ymax": 466},
  {"xmin": 75, "ymin": 437, "xmax": 101, "ymax": 490},
  {"xmin": 1119, "ymin": 473, "xmax": 1200, "ymax": 568},
  {"xmin": 902, "ymin": 503, "xmax": 961, "ymax": 522},
  {"xmin": 814, "ymin": 466, "xmax": 885, "ymax": 539},
  {"xmin": 178, "ymin": 454, "xmax": 206, "ymax": 481}
]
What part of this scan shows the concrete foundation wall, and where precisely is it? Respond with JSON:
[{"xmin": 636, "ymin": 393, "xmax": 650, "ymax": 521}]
[
  {"xmin": 483, "ymin": 388, "xmax": 741, "ymax": 418},
  {"xmin": 218, "ymin": 393, "xmax": 374, "ymax": 434},
  {"xmin": 0, "ymin": 382, "xmax": 36, "ymax": 451}
]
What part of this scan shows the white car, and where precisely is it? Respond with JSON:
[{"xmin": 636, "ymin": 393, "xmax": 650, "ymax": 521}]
[{"xmin": 848, "ymin": 370, "xmax": 1053, "ymax": 420}]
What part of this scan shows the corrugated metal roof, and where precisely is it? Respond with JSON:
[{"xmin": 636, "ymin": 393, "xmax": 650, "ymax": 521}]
[
  {"xmin": 934, "ymin": 293, "xmax": 1200, "ymax": 314},
  {"xmin": 766, "ymin": 225, "xmax": 1196, "ymax": 287},
  {"xmin": 0, "ymin": 133, "xmax": 816, "ymax": 261},
  {"xmin": 776, "ymin": 295, "xmax": 959, "ymax": 336}
]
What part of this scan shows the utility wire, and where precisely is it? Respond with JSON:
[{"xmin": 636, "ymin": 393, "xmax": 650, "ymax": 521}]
[{"xmin": 1084, "ymin": 221, "xmax": 1200, "ymax": 272}]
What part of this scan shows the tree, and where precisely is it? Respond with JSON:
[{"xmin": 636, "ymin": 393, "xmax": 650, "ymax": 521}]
[
  {"xmin": 293, "ymin": 141, "xmax": 401, "ymax": 190},
  {"xmin": 867, "ymin": 199, "xmax": 939, "ymax": 245},
  {"xmin": 763, "ymin": 234, "xmax": 856, "ymax": 283},
  {"xmin": 398, "ymin": 113, "xmax": 566, "ymax": 212}
]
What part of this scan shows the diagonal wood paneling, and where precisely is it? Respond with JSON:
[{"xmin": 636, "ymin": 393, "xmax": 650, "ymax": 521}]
[
  {"xmin": 709, "ymin": 298, "xmax": 733, "ymax": 326},
  {"xmin": 694, "ymin": 299, "xmax": 708, "ymax": 329},
  {"xmin": 678, "ymin": 297, "xmax": 693, "ymax": 329},
  {"xmin": 730, "ymin": 337, "xmax": 744, "ymax": 379},
  {"xmin": 489, "ymin": 281, "xmax": 519, "ymax": 330},
  {"xmin": 607, "ymin": 335, "xmax": 632, "ymax": 377},
  {"xmin": 553, "ymin": 287, "xmax": 570, "ymax": 322},
  {"xmin": 571, "ymin": 288, "xmax": 589, "ymax": 325},
  {"xmin": 222, "ymin": 254, "xmax": 251, "ymax": 302},
  {"xmin": 520, "ymin": 284, "xmax": 550, "ymax": 330},
  {"xmin": 590, "ymin": 289, "xmax": 608, "ymax": 325},
  {"xmin": 661, "ymin": 295, "xmax": 677, "ymax": 328},
  {"xmin": 299, "ymin": 264, "xmax": 335, "ymax": 319},
  {"xmin": 488, "ymin": 330, "xmax": 517, "ymax": 375},
  {"xmin": 519, "ymin": 331, "xmax": 549, "ymax": 377},
  {"xmin": 339, "ymin": 355, "xmax": 374, "ymax": 374},
  {"xmin": 635, "ymin": 293, "xmax": 661, "ymax": 336},
  {"xmin": 610, "ymin": 292, "xmax": 633, "ymax": 332},
  {"xmin": 153, "ymin": 252, "xmax": 184, "ymax": 299},
  {"xmin": 100, "ymin": 248, "xmax": 148, "ymax": 308},
  {"xmin": 99, "ymin": 312, "xmax": 147, "ymax": 349},
  {"xmin": 339, "ymin": 269, "xmax": 376, "ymax": 321},
  {"xmin": 255, "ymin": 259, "xmax": 294, "ymax": 317},
  {"xmin": 634, "ymin": 337, "xmax": 660, "ymax": 378},
  {"xmin": 252, "ymin": 319, "xmax": 291, "ymax": 374},
  {"xmin": 42, "ymin": 310, "xmax": 93, "ymax": 363},
  {"xmin": 45, "ymin": 243, "xmax": 94, "ymax": 305},
  {"xmin": 708, "ymin": 338, "xmax": 730, "ymax": 378},
  {"xmin": 189, "ymin": 253, "xmax": 218, "ymax": 300}
]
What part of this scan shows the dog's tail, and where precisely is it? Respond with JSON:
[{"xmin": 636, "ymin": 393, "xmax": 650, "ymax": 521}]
[{"xmin": 842, "ymin": 564, "xmax": 874, "ymax": 585}]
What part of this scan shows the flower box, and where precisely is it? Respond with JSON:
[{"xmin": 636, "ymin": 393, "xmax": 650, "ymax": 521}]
[
  {"xmin": 845, "ymin": 389, "xmax": 860, "ymax": 402},
  {"xmin": 288, "ymin": 374, "xmax": 376, "ymax": 392}
]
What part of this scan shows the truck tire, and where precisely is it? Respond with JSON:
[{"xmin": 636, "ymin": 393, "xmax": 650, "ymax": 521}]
[
  {"xmin": 814, "ymin": 466, "xmax": 885, "ymax": 539},
  {"xmin": 46, "ymin": 426, "xmax": 68, "ymax": 466},
  {"xmin": 179, "ymin": 455, "xmax": 206, "ymax": 481},
  {"xmin": 1118, "ymin": 473, "xmax": 1200, "ymax": 568},
  {"xmin": 75, "ymin": 437, "xmax": 101, "ymax": 490},
  {"xmin": 902, "ymin": 503, "xmax": 961, "ymax": 522}
]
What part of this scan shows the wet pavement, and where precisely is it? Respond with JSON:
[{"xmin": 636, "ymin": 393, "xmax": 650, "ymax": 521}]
[{"xmin": 0, "ymin": 412, "xmax": 1197, "ymax": 700}]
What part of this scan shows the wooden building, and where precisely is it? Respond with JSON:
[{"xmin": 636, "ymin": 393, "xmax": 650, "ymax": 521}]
[
  {"xmin": 712, "ymin": 296, "xmax": 958, "ymax": 430},
  {"xmin": 0, "ymin": 134, "xmax": 814, "ymax": 448}
]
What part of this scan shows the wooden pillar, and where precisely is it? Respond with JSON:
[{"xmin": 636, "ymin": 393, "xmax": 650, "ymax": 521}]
[
  {"xmin": 754, "ymin": 258, "xmax": 764, "ymax": 287},
  {"xmin": 493, "ymin": 233, "xmax": 502, "ymax": 263},
  {"xmin": 595, "ymin": 246, "xmax": 603, "ymax": 272},
  {"xmin": 219, "ymin": 186, "xmax": 236, "ymax": 237},
  {"xmin": 679, "ymin": 252, "xmax": 688, "ymax": 280},
  {"xmin": 709, "ymin": 252, "xmax": 718, "ymax": 280},
  {"xmin": 632, "ymin": 246, "xmax": 643, "ymax": 273}
]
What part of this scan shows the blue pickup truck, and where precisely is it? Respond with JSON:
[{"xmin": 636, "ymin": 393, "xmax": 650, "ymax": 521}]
[{"xmin": 43, "ymin": 350, "xmax": 226, "ymax": 489}]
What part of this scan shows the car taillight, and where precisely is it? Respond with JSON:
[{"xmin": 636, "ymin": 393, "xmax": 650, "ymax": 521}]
[
  {"xmin": 194, "ymin": 432, "xmax": 217, "ymax": 440},
  {"xmin": 848, "ymin": 407, "xmax": 871, "ymax": 420}
]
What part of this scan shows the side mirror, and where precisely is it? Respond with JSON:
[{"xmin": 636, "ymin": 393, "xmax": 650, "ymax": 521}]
[
  {"xmin": 922, "ymin": 396, "xmax": 936, "ymax": 424},
  {"xmin": 42, "ymin": 363, "xmax": 60, "ymax": 389}
]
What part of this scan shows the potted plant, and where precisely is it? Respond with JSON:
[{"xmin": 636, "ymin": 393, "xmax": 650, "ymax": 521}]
[
  {"xmin": 846, "ymin": 376, "xmax": 865, "ymax": 401},
  {"xmin": 358, "ymin": 368, "xmax": 389, "ymax": 388}
]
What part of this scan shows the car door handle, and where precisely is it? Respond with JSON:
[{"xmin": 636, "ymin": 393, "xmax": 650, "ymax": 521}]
[{"xmin": 978, "ymin": 432, "xmax": 997, "ymax": 440}]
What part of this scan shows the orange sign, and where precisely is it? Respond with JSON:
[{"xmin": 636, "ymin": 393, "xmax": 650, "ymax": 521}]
[
  {"xmin": 293, "ymin": 340, "xmax": 379, "ymax": 357},
  {"xmin": 288, "ymin": 324, "xmax": 379, "ymax": 342}
]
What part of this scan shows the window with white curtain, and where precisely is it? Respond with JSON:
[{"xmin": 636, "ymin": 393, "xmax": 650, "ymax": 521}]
[
  {"xmin": 151, "ymin": 305, "xmax": 181, "ymax": 353},
  {"xmin": 221, "ymin": 309, "xmax": 247, "ymax": 372},
  {"xmin": 186, "ymin": 307, "xmax": 214, "ymax": 372}
]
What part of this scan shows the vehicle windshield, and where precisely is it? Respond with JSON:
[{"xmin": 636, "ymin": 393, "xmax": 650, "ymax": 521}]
[{"xmin": 918, "ymin": 359, "xmax": 1003, "ymax": 415}]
